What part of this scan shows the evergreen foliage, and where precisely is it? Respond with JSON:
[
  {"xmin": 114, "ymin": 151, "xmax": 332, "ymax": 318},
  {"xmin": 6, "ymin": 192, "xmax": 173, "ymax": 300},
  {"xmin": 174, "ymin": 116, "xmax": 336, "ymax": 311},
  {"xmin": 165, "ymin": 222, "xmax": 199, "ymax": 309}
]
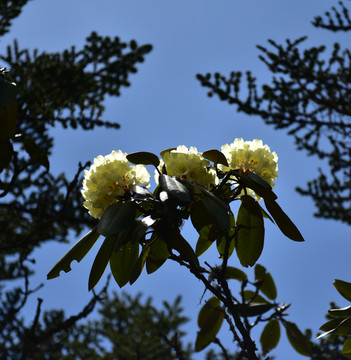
[{"xmin": 197, "ymin": 1, "xmax": 351, "ymax": 225}]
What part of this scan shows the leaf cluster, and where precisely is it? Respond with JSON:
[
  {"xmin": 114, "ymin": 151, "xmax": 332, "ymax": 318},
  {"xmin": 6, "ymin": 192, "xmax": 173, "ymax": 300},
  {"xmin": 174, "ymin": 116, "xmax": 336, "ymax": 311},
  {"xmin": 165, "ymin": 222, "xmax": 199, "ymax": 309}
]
[{"xmin": 48, "ymin": 149, "xmax": 307, "ymax": 359}]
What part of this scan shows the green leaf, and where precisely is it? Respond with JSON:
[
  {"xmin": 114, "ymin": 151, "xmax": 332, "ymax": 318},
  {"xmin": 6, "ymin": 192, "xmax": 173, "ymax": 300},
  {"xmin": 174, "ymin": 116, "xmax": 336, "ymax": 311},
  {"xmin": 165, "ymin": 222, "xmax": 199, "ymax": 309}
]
[
  {"xmin": 168, "ymin": 230, "xmax": 199, "ymax": 266},
  {"xmin": 190, "ymin": 200, "xmax": 217, "ymax": 235},
  {"xmin": 236, "ymin": 195, "xmax": 264, "ymax": 267},
  {"xmin": 24, "ymin": 136, "xmax": 50, "ymax": 170},
  {"xmin": 195, "ymin": 297, "xmax": 224, "ymax": 351},
  {"xmin": 318, "ymin": 317, "xmax": 351, "ymax": 338},
  {"xmin": 127, "ymin": 151, "xmax": 160, "ymax": 167},
  {"xmin": 284, "ymin": 321, "xmax": 312, "ymax": 356},
  {"xmin": 329, "ymin": 306, "xmax": 351, "ymax": 318},
  {"xmin": 232, "ymin": 170, "xmax": 277, "ymax": 201},
  {"xmin": 97, "ymin": 201, "xmax": 136, "ymax": 236},
  {"xmin": 216, "ymin": 214, "xmax": 235, "ymax": 259},
  {"xmin": 146, "ymin": 236, "xmax": 169, "ymax": 274},
  {"xmin": 232, "ymin": 302, "xmax": 274, "ymax": 317},
  {"xmin": 334, "ymin": 279, "xmax": 351, "ymax": 302},
  {"xmin": 255, "ymin": 264, "xmax": 277, "ymax": 300},
  {"xmin": 225, "ymin": 266, "xmax": 247, "ymax": 282},
  {"xmin": 129, "ymin": 243, "xmax": 151, "ymax": 285},
  {"xmin": 319, "ymin": 318, "xmax": 345, "ymax": 332},
  {"xmin": 198, "ymin": 187, "xmax": 230, "ymax": 235},
  {"xmin": 195, "ymin": 226, "xmax": 216, "ymax": 257},
  {"xmin": 47, "ymin": 228, "xmax": 100, "ymax": 279},
  {"xmin": 0, "ymin": 139, "xmax": 13, "ymax": 171},
  {"xmin": 110, "ymin": 239, "xmax": 139, "ymax": 288},
  {"xmin": 202, "ymin": 149, "xmax": 228, "ymax": 167},
  {"xmin": 88, "ymin": 235, "xmax": 117, "ymax": 291},
  {"xmin": 242, "ymin": 290, "xmax": 269, "ymax": 304},
  {"xmin": 159, "ymin": 174, "xmax": 192, "ymax": 203},
  {"xmin": 260, "ymin": 320, "xmax": 280, "ymax": 356},
  {"xmin": 264, "ymin": 198, "xmax": 304, "ymax": 242},
  {"xmin": 160, "ymin": 147, "xmax": 177, "ymax": 158},
  {"xmin": 343, "ymin": 337, "xmax": 351, "ymax": 354}
]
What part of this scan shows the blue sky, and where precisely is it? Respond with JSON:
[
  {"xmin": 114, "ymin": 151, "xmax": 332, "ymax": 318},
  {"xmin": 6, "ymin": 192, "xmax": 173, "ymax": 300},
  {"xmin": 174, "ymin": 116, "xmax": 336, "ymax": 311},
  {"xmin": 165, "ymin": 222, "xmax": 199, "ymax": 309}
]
[{"xmin": 3, "ymin": 1, "xmax": 351, "ymax": 358}]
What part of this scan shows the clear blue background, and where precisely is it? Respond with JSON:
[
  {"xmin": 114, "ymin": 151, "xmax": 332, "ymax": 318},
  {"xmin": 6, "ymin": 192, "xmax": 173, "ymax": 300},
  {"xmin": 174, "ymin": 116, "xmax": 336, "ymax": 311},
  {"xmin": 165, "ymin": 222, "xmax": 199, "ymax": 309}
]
[{"xmin": 3, "ymin": 1, "xmax": 351, "ymax": 358}]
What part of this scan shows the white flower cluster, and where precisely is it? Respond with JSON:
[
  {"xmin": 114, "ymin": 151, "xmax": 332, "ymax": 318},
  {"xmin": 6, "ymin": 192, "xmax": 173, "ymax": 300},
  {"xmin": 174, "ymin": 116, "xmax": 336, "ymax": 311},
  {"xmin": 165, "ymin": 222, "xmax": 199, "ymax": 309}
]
[
  {"xmin": 81, "ymin": 150, "xmax": 150, "ymax": 219},
  {"xmin": 158, "ymin": 145, "xmax": 218, "ymax": 189},
  {"xmin": 220, "ymin": 138, "xmax": 278, "ymax": 198},
  {"xmin": 82, "ymin": 140, "xmax": 278, "ymax": 218}
]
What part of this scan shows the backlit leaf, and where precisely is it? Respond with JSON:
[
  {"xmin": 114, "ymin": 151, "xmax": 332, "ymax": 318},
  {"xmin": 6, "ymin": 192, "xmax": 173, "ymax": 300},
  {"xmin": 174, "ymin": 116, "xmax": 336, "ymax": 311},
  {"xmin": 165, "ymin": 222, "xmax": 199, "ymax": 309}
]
[
  {"xmin": 260, "ymin": 320, "xmax": 280, "ymax": 356},
  {"xmin": 146, "ymin": 236, "xmax": 169, "ymax": 274},
  {"xmin": 202, "ymin": 149, "xmax": 228, "ymax": 167},
  {"xmin": 284, "ymin": 321, "xmax": 312, "ymax": 356},
  {"xmin": 334, "ymin": 279, "xmax": 351, "ymax": 302},
  {"xmin": 342, "ymin": 337, "xmax": 351, "ymax": 354},
  {"xmin": 195, "ymin": 297, "xmax": 224, "ymax": 351},
  {"xmin": 264, "ymin": 198, "xmax": 304, "ymax": 242},
  {"xmin": 255, "ymin": 264, "xmax": 277, "ymax": 300},
  {"xmin": 88, "ymin": 235, "xmax": 117, "ymax": 290},
  {"xmin": 110, "ymin": 239, "xmax": 139, "ymax": 288},
  {"xmin": 129, "ymin": 243, "xmax": 151, "ymax": 284},
  {"xmin": 236, "ymin": 196, "xmax": 264, "ymax": 267},
  {"xmin": 47, "ymin": 227, "xmax": 100, "ymax": 279},
  {"xmin": 225, "ymin": 266, "xmax": 247, "ymax": 282}
]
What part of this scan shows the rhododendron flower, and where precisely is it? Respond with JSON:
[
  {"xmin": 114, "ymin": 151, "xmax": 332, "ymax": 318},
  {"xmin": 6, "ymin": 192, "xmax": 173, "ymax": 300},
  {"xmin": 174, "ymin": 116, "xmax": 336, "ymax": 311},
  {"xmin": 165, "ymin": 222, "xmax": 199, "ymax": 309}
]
[
  {"xmin": 157, "ymin": 145, "xmax": 218, "ymax": 189},
  {"xmin": 82, "ymin": 150, "xmax": 150, "ymax": 218},
  {"xmin": 220, "ymin": 138, "xmax": 278, "ymax": 198}
]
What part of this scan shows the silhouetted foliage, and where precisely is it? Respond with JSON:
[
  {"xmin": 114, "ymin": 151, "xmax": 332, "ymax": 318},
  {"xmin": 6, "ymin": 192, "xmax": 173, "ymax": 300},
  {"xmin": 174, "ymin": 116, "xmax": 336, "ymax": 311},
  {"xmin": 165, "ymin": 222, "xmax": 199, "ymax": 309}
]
[
  {"xmin": 0, "ymin": 2, "xmax": 153, "ymax": 359},
  {"xmin": 197, "ymin": 1, "xmax": 351, "ymax": 225}
]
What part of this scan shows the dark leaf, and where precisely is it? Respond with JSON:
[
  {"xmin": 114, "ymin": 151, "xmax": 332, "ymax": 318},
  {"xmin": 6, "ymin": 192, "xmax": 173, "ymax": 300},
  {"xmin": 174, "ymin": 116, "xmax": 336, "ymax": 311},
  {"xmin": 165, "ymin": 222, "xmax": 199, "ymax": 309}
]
[
  {"xmin": 202, "ymin": 149, "xmax": 228, "ymax": 167},
  {"xmin": 127, "ymin": 151, "xmax": 160, "ymax": 167},
  {"xmin": 0, "ymin": 139, "xmax": 13, "ymax": 171},
  {"xmin": 329, "ymin": 306, "xmax": 351, "ymax": 318},
  {"xmin": 24, "ymin": 136, "xmax": 50, "ymax": 170},
  {"xmin": 0, "ymin": 76, "xmax": 17, "ymax": 108},
  {"xmin": 255, "ymin": 264, "xmax": 277, "ymax": 300},
  {"xmin": 260, "ymin": 320, "xmax": 280, "ymax": 356},
  {"xmin": 236, "ymin": 195, "xmax": 264, "ymax": 267},
  {"xmin": 159, "ymin": 174, "xmax": 192, "ymax": 203},
  {"xmin": 47, "ymin": 227, "xmax": 100, "ymax": 279},
  {"xmin": 195, "ymin": 226, "xmax": 216, "ymax": 257},
  {"xmin": 146, "ymin": 236, "xmax": 169, "ymax": 274},
  {"xmin": 88, "ymin": 235, "xmax": 117, "ymax": 290},
  {"xmin": 216, "ymin": 214, "xmax": 235, "ymax": 259},
  {"xmin": 342, "ymin": 337, "xmax": 351, "ymax": 355},
  {"xmin": 0, "ymin": 98, "xmax": 17, "ymax": 140},
  {"xmin": 160, "ymin": 147, "xmax": 177, "ymax": 158},
  {"xmin": 168, "ymin": 230, "xmax": 199, "ymax": 266},
  {"xmin": 110, "ymin": 239, "xmax": 139, "ymax": 288},
  {"xmin": 197, "ymin": 186, "xmax": 230, "ymax": 235},
  {"xmin": 334, "ymin": 279, "xmax": 351, "ymax": 302},
  {"xmin": 264, "ymin": 198, "xmax": 304, "ymax": 242},
  {"xmin": 284, "ymin": 321, "xmax": 312, "ymax": 356},
  {"xmin": 318, "ymin": 317, "xmax": 351, "ymax": 338},
  {"xmin": 242, "ymin": 290, "xmax": 269, "ymax": 304},
  {"xmin": 129, "ymin": 243, "xmax": 151, "ymax": 284},
  {"xmin": 195, "ymin": 297, "xmax": 224, "ymax": 351},
  {"xmin": 225, "ymin": 266, "xmax": 248, "ymax": 282},
  {"xmin": 97, "ymin": 201, "xmax": 136, "ymax": 236}
]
